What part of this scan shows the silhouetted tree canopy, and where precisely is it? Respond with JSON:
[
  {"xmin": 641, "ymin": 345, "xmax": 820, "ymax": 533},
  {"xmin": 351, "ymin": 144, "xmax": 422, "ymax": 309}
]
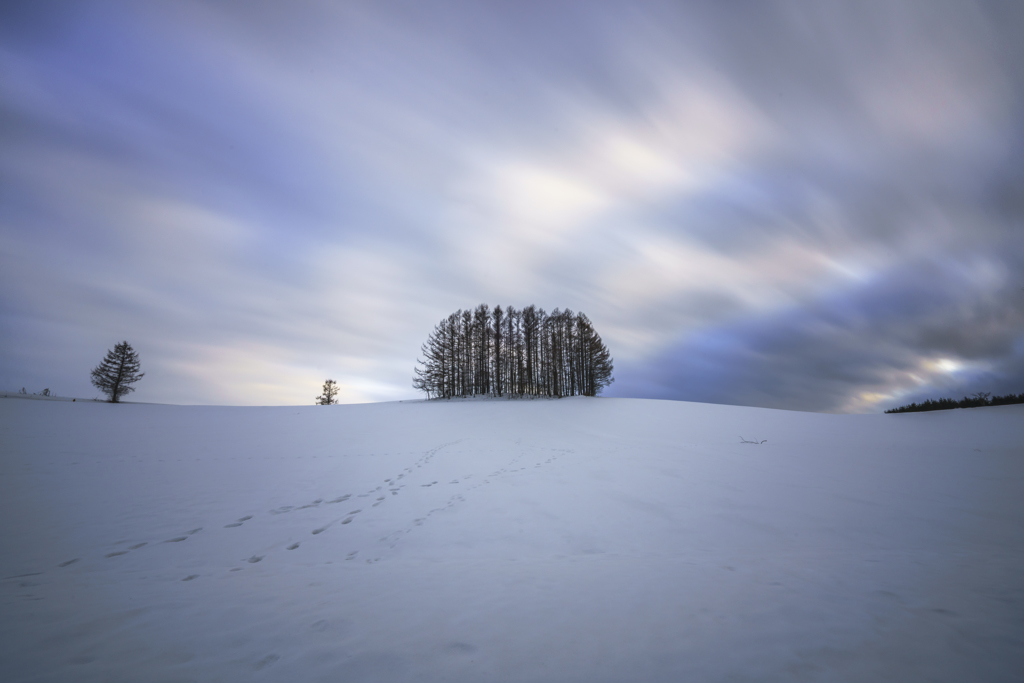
[{"xmin": 414, "ymin": 305, "xmax": 614, "ymax": 399}]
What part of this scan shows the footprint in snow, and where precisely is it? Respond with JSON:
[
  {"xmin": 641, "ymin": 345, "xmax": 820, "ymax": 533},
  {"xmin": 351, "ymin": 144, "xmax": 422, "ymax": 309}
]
[
  {"xmin": 238, "ymin": 516, "xmax": 252, "ymax": 522},
  {"xmin": 311, "ymin": 527, "xmax": 326, "ymax": 535},
  {"xmin": 128, "ymin": 543, "xmax": 147, "ymax": 550},
  {"xmin": 105, "ymin": 551, "xmax": 128, "ymax": 558},
  {"xmin": 341, "ymin": 517, "xmax": 353, "ymax": 525},
  {"xmin": 58, "ymin": 559, "xmax": 79, "ymax": 568},
  {"xmin": 287, "ymin": 543, "xmax": 300, "ymax": 550},
  {"xmin": 165, "ymin": 537, "xmax": 188, "ymax": 543},
  {"xmin": 346, "ymin": 551, "xmax": 358, "ymax": 560},
  {"xmin": 224, "ymin": 523, "xmax": 243, "ymax": 528},
  {"xmin": 247, "ymin": 555, "xmax": 263, "ymax": 563},
  {"xmin": 326, "ymin": 495, "xmax": 351, "ymax": 504},
  {"xmin": 182, "ymin": 574, "xmax": 199, "ymax": 582}
]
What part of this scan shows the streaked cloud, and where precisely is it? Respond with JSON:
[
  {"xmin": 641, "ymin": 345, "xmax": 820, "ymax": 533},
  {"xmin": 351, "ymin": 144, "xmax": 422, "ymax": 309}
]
[{"xmin": 1, "ymin": 1, "xmax": 1021, "ymax": 411}]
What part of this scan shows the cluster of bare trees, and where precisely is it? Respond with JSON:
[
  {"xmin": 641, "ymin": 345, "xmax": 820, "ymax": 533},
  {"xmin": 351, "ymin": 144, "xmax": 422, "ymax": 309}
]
[{"xmin": 413, "ymin": 305, "xmax": 613, "ymax": 399}]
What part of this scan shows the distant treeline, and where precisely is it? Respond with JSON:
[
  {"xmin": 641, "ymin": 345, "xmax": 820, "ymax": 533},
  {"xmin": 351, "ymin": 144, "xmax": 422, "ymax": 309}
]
[
  {"xmin": 414, "ymin": 305, "xmax": 614, "ymax": 399},
  {"xmin": 885, "ymin": 392, "xmax": 1024, "ymax": 414}
]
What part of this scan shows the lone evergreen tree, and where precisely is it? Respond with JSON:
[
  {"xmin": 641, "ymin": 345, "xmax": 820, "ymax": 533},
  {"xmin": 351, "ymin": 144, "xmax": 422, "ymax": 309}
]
[
  {"xmin": 90, "ymin": 341, "xmax": 145, "ymax": 403},
  {"xmin": 315, "ymin": 379, "xmax": 339, "ymax": 405}
]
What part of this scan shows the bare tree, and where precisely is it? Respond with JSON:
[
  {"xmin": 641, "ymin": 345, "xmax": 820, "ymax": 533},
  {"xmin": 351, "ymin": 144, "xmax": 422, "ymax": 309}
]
[
  {"xmin": 90, "ymin": 341, "xmax": 145, "ymax": 403},
  {"xmin": 315, "ymin": 379, "xmax": 340, "ymax": 405},
  {"xmin": 492, "ymin": 305, "xmax": 504, "ymax": 396}
]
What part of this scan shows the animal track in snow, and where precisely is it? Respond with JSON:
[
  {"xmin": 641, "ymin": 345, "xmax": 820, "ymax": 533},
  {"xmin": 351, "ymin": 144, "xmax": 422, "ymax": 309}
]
[
  {"xmin": 182, "ymin": 574, "xmax": 199, "ymax": 582},
  {"xmin": 58, "ymin": 559, "xmax": 79, "ymax": 567},
  {"xmin": 165, "ymin": 537, "xmax": 188, "ymax": 543},
  {"xmin": 128, "ymin": 543, "xmax": 147, "ymax": 550},
  {"xmin": 224, "ymin": 523, "xmax": 243, "ymax": 528},
  {"xmin": 287, "ymin": 543, "xmax": 300, "ymax": 550},
  {"xmin": 105, "ymin": 551, "xmax": 128, "ymax": 558},
  {"xmin": 311, "ymin": 527, "xmax": 326, "ymax": 535},
  {"xmin": 247, "ymin": 555, "xmax": 264, "ymax": 563}
]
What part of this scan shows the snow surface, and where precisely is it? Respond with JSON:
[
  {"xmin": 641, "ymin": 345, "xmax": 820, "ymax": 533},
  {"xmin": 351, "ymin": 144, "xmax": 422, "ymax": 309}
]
[{"xmin": 1, "ymin": 396, "xmax": 1022, "ymax": 682}]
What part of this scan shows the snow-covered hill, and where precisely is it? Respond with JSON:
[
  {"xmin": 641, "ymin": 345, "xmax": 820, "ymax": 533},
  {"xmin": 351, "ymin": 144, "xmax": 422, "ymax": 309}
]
[{"xmin": 1, "ymin": 397, "xmax": 1022, "ymax": 682}]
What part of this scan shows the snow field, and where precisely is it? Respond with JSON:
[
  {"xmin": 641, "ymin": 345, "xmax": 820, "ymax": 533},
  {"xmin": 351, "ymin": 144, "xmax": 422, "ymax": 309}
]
[{"xmin": 1, "ymin": 397, "xmax": 1022, "ymax": 681}]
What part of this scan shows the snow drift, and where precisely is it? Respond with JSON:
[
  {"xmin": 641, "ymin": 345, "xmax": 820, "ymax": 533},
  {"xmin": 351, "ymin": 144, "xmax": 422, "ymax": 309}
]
[{"xmin": 1, "ymin": 396, "xmax": 1022, "ymax": 682}]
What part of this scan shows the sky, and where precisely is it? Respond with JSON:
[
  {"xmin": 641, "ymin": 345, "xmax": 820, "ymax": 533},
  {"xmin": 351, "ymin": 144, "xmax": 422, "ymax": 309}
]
[{"xmin": 1, "ymin": 1, "xmax": 1022, "ymax": 412}]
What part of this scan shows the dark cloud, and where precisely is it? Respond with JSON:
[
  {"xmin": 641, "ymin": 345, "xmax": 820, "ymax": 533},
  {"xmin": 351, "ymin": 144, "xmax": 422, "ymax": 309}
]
[{"xmin": 612, "ymin": 253, "xmax": 1024, "ymax": 412}]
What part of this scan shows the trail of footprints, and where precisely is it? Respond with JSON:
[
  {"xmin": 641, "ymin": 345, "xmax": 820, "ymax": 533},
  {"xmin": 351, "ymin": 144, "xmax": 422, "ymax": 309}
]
[
  {"xmin": 34, "ymin": 440, "xmax": 570, "ymax": 582},
  {"xmin": 100, "ymin": 526, "xmax": 203, "ymax": 558}
]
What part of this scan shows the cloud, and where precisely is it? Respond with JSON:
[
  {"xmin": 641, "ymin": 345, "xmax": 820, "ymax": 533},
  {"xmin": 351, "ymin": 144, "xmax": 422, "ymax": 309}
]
[
  {"xmin": 612, "ymin": 253, "xmax": 1024, "ymax": 413},
  {"xmin": 1, "ymin": 1, "xmax": 1022, "ymax": 409}
]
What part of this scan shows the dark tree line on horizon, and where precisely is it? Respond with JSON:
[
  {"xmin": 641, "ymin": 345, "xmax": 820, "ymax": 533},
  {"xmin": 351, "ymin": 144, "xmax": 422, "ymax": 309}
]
[
  {"xmin": 885, "ymin": 391, "xmax": 1024, "ymax": 413},
  {"xmin": 413, "ymin": 305, "xmax": 614, "ymax": 399}
]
